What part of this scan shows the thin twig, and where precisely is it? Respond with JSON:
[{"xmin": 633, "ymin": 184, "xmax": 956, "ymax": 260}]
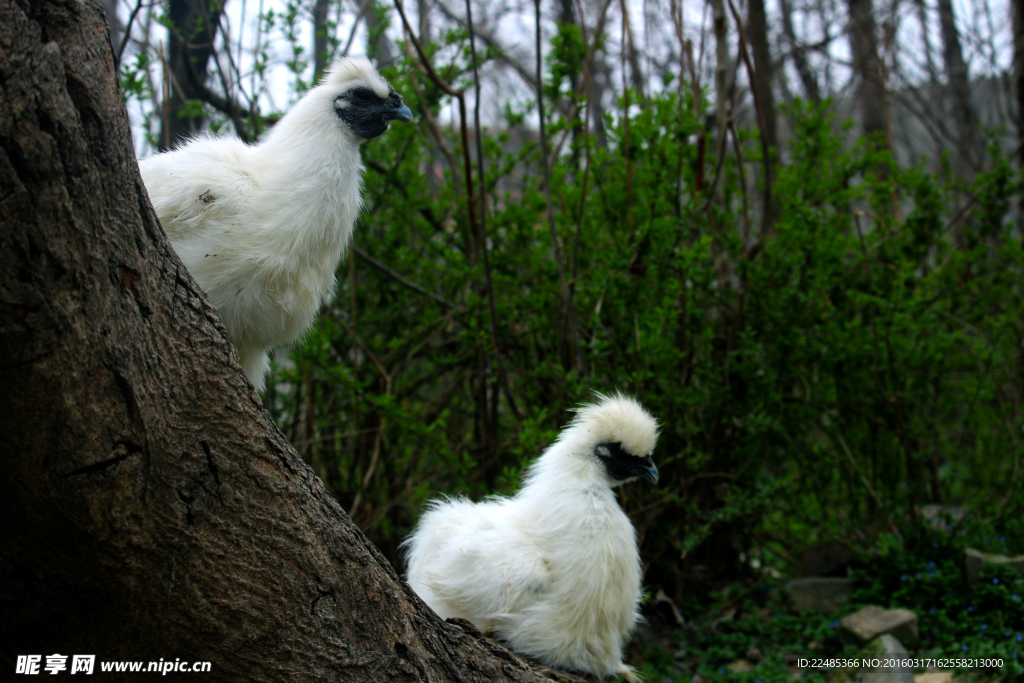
[
  {"xmin": 393, "ymin": 0, "xmax": 479, "ymax": 256},
  {"xmin": 433, "ymin": 0, "xmax": 542, "ymax": 93},
  {"xmin": 330, "ymin": 308, "xmax": 393, "ymax": 518},
  {"xmin": 352, "ymin": 244, "xmax": 460, "ymax": 314},
  {"xmin": 618, "ymin": 0, "xmax": 636, "ymax": 242},
  {"xmin": 700, "ymin": 20, "xmax": 746, "ymax": 215},
  {"xmin": 728, "ymin": 120, "xmax": 750, "ymax": 242},
  {"xmin": 158, "ymin": 42, "xmax": 171, "ymax": 150},
  {"xmin": 397, "ymin": 44, "xmax": 461, "ymax": 185},
  {"xmin": 942, "ymin": 136, "xmax": 1024, "ymax": 234},
  {"xmin": 116, "ymin": 0, "xmax": 146, "ymax": 68},
  {"xmin": 534, "ymin": 0, "xmax": 586, "ymax": 375},
  {"xmin": 171, "ymin": 24, "xmax": 253, "ymax": 142},
  {"xmin": 570, "ymin": 0, "xmax": 600, "ymax": 286},
  {"xmin": 343, "ymin": 0, "xmax": 374, "ymax": 57},
  {"xmin": 834, "ymin": 431, "xmax": 891, "ymax": 529},
  {"xmin": 293, "ymin": 425, "xmax": 382, "ymax": 448},
  {"xmin": 394, "ymin": 0, "xmax": 495, "ymax": 448},
  {"xmin": 211, "ymin": 9, "xmax": 258, "ymax": 117},
  {"xmin": 465, "ymin": 0, "xmax": 523, "ymax": 422},
  {"xmin": 684, "ymin": 40, "xmax": 706, "ymax": 195},
  {"xmin": 617, "ymin": 0, "xmax": 645, "ymax": 101},
  {"xmin": 725, "ymin": 0, "xmax": 773, "ymax": 239},
  {"xmin": 393, "ymin": 0, "xmax": 462, "ymax": 98}
]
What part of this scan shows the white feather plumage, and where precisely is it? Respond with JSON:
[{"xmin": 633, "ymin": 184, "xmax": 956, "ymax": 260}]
[
  {"xmin": 403, "ymin": 393, "xmax": 661, "ymax": 680},
  {"xmin": 139, "ymin": 58, "xmax": 410, "ymax": 390}
]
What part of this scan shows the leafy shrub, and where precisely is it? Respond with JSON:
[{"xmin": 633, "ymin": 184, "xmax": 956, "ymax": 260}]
[
  {"xmin": 127, "ymin": 19, "xmax": 1024, "ymax": 601},
  {"xmin": 268, "ymin": 42, "xmax": 1024, "ymax": 592}
]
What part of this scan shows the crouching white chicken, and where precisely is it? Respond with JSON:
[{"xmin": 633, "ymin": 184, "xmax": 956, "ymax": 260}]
[
  {"xmin": 403, "ymin": 393, "xmax": 661, "ymax": 681},
  {"xmin": 139, "ymin": 58, "xmax": 412, "ymax": 391}
]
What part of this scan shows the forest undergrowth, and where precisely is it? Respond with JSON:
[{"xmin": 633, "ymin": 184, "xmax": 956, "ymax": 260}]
[{"xmin": 123, "ymin": 16, "xmax": 1024, "ymax": 680}]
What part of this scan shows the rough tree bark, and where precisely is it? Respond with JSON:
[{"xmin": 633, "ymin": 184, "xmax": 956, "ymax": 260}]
[
  {"xmin": 746, "ymin": 0, "xmax": 777, "ymax": 226},
  {"xmin": 313, "ymin": 0, "xmax": 332, "ymax": 82},
  {"xmin": 711, "ymin": 0, "xmax": 730, "ymax": 203},
  {"xmin": 936, "ymin": 0, "xmax": 978, "ymax": 174},
  {"xmin": 747, "ymin": 0, "xmax": 776, "ymax": 150},
  {"xmin": 1013, "ymin": 0, "xmax": 1024, "ymax": 143},
  {"xmin": 0, "ymin": 2, "xmax": 582, "ymax": 681},
  {"xmin": 845, "ymin": 0, "xmax": 889, "ymax": 145}
]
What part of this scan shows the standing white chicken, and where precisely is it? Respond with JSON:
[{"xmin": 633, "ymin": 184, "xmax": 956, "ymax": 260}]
[
  {"xmin": 403, "ymin": 393, "xmax": 661, "ymax": 681},
  {"xmin": 139, "ymin": 58, "xmax": 412, "ymax": 391}
]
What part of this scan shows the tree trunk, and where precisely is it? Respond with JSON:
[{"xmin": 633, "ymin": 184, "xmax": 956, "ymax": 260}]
[
  {"xmin": 747, "ymin": 0, "xmax": 777, "ymax": 226},
  {"xmin": 779, "ymin": 0, "xmax": 820, "ymax": 102},
  {"xmin": 589, "ymin": 57, "xmax": 611, "ymax": 149},
  {"xmin": 711, "ymin": 0, "xmax": 730, "ymax": 202},
  {"xmin": 747, "ymin": 0, "xmax": 776, "ymax": 156},
  {"xmin": 313, "ymin": 0, "xmax": 332, "ymax": 82},
  {"xmin": 365, "ymin": 1, "xmax": 396, "ymax": 67},
  {"xmin": 0, "ymin": 2, "xmax": 580, "ymax": 681},
  {"xmin": 161, "ymin": 0, "xmax": 224, "ymax": 150},
  {"xmin": 560, "ymin": 0, "xmax": 582, "ymax": 162},
  {"xmin": 936, "ymin": 0, "xmax": 978, "ymax": 174},
  {"xmin": 1015, "ymin": 0, "xmax": 1024, "ymax": 142},
  {"xmin": 846, "ymin": 0, "xmax": 888, "ymax": 144}
]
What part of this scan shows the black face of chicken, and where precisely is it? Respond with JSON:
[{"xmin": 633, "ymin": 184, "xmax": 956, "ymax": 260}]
[
  {"xmin": 594, "ymin": 442, "xmax": 659, "ymax": 484},
  {"xmin": 334, "ymin": 85, "xmax": 413, "ymax": 139}
]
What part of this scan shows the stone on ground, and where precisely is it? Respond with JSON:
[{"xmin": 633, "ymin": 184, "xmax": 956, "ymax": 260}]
[
  {"xmin": 834, "ymin": 634, "xmax": 914, "ymax": 683},
  {"xmin": 787, "ymin": 577, "xmax": 855, "ymax": 614},
  {"xmin": 725, "ymin": 659, "xmax": 754, "ymax": 673},
  {"xmin": 964, "ymin": 547, "xmax": 1024, "ymax": 583},
  {"xmin": 840, "ymin": 605, "xmax": 919, "ymax": 649},
  {"xmin": 859, "ymin": 634, "xmax": 914, "ymax": 683},
  {"xmin": 914, "ymin": 672, "xmax": 953, "ymax": 683}
]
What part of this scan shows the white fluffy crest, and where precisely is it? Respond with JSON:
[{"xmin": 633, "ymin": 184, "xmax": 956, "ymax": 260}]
[
  {"xmin": 566, "ymin": 391, "xmax": 660, "ymax": 460},
  {"xmin": 403, "ymin": 393, "xmax": 661, "ymax": 681},
  {"xmin": 322, "ymin": 56, "xmax": 391, "ymax": 98}
]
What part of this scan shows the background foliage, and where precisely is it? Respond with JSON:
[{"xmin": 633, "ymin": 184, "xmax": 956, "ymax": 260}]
[
  {"xmin": 122, "ymin": 0, "xmax": 1024, "ymax": 675},
  {"xmin": 243, "ymin": 33, "xmax": 1024, "ymax": 591}
]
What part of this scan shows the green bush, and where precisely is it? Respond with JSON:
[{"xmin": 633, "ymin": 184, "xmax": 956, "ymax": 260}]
[
  {"xmin": 274, "ymin": 53, "xmax": 1024, "ymax": 583},
  {"xmin": 129, "ymin": 21, "xmax": 1024, "ymax": 597}
]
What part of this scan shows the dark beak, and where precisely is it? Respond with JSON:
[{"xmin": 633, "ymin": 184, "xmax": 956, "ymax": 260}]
[
  {"xmin": 384, "ymin": 104, "xmax": 414, "ymax": 123},
  {"xmin": 639, "ymin": 456, "xmax": 659, "ymax": 485}
]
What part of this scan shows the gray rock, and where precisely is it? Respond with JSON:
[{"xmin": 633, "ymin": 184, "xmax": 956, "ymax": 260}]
[
  {"xmin": 860, "ymin": 634, "xmax": 914, "ymax": 683},
  {"xmin": 964, "ymin": 547, "xmax": 1024, "ymax": 583},
  {"xmin": 726, "ymin": 659, "xmax": 754, "ymax": 673},
  {"xmin": 913, "ymin": 673, "xmax": 952, "ymax": 683},
  {"xmin": 832, "ymin": 635, "xmax": 914, "ymax": 683},
  {"xmin": 840, "ymin": 605, "xmax": 919, "ymax": 649},
  {"xmin": 787, "ymin": 577, "xmax": 855, "ymax": 614}
]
